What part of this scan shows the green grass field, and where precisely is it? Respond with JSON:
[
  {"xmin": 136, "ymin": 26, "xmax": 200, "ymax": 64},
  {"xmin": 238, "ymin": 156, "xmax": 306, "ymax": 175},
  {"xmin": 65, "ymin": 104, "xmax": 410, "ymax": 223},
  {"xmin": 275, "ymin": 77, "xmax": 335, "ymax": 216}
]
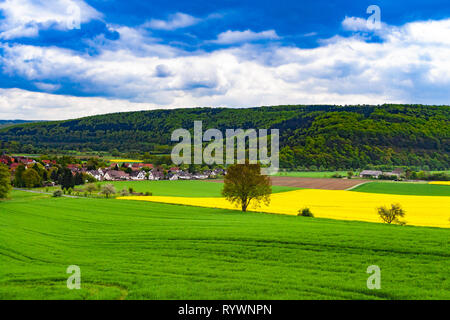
[
  {"xmin": 274, "ymin": 171, "xmax": 350, "ymax": 178},
  {"xmin": 0, "ymin": 190, "xmax": 448, "ymax": 300},
  {"xmin": 101, "ymin": 180, "xmax": 299, "ymax": 197},
  {"xmin": 352, "ymin": 182, "xmax": 450, "ymax": 196}
]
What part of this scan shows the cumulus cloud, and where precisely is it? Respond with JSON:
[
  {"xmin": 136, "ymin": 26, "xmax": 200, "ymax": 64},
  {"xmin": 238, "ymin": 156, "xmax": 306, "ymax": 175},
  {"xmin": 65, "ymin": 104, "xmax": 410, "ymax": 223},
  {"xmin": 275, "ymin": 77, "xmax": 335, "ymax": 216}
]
[
  {"xmin": 143, "ymin": 12, "xmax": 200, "ymax": 31},
  {"xmin": 0, "ymin": 0, "xmax": 101, "ymax": 39},
  {"xmin": 342, "ymin": 16, "xmax": 372, "ymax": 32},
  {"xmin": 1, "ymin": 17, "xmax": 450, "ymax": 119},
  {"xmin": 210, "ymin": 29, "xmax": 280, "ymax": 44}
]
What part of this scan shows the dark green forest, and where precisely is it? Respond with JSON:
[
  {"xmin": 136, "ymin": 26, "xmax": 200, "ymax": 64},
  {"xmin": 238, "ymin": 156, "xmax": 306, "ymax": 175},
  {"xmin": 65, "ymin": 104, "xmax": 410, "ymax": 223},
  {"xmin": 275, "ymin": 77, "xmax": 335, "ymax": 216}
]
[{"xmin": 1, "ymin": 104, "xmax": 449, "ymax": 170}]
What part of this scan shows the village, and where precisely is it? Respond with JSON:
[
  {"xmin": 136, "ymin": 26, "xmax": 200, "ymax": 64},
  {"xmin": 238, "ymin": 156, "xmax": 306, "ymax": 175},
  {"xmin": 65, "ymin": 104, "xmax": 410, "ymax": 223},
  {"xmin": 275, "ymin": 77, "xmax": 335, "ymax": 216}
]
[{"xmin": 0, "ymin": 154, "xmax": 226, "ymax": 185}]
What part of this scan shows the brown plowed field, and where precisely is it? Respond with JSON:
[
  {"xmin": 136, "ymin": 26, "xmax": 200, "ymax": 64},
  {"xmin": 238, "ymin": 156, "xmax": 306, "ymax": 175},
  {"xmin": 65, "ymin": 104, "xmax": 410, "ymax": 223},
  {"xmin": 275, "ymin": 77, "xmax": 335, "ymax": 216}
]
[
  {"xmin": 211, "ymin": 177, "xmax": 369, "ymax": 190},
  {"xmin": 269, "ymin": 177, "xmax": 369, "ymax": 190}
]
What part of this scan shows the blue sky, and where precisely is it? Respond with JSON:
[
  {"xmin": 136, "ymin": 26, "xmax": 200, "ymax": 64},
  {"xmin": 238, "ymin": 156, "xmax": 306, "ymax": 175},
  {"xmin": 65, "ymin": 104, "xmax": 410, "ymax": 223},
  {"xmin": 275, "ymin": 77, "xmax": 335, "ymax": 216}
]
[{"xmin": 1, "ymin": 0, "xmax": 450, "ymax": 119}]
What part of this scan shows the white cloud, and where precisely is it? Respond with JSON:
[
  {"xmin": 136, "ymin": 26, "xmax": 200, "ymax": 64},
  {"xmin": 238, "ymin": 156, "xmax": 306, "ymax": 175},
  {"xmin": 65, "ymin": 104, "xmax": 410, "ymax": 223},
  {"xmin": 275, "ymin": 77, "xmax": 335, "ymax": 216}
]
[
  {"xmin": 342, "ymin": 16, "xmax": 372, "ymax": 32},
  {"xmin": 0, "ymin": 0, "xmax": 101, "ymax": 39},
  {"xmin": 342, "ymin": 16, "xmax": 390, "ymax": 33},
  {"xmin": 143, "ymin": 12, "xmax": 200, "ymax": 31},
  {"xmin": 34, "ymin": 82, "xmax": 61, "ymax": 92},
  {"xmin": 1, "ymin": 18, "xmax": 450, "ymax": 119},
  {"xmin": 210, "ymin": 29, "xmax": 280, "ymax": 44},
  {"xmin": 0, "ymin": 88, "xmax": 167, "ymax": 120}
]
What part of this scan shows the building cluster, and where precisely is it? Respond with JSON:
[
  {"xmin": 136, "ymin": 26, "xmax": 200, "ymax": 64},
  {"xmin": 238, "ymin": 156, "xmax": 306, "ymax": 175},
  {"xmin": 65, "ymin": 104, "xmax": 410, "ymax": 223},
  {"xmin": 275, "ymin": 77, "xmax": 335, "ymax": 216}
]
[
  {"xmin": 1, "ymin": 155, "xmax": 225, "ymax": 181},
  {"xmin": 88, "ymin": 163, "xmax": 226, "ymax": 181},
  {"xmin": 359, "ymin": 169, "xmax": 404, "ymax": 179}
]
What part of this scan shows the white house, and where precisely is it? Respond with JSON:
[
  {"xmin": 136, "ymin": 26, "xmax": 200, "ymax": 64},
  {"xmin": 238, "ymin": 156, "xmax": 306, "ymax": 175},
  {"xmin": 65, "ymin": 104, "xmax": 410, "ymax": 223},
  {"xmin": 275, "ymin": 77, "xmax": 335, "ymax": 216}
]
[
  {"xmin": 359, "ymin": 170, "xmax": 383, "ymax": 179},
  {"xmin": 130, "ymin": 171, "xmax": 146, "ymax": 180},
  {"xmin": 87, "ymin": 170, "xmax": 103, "ymax": 181}
]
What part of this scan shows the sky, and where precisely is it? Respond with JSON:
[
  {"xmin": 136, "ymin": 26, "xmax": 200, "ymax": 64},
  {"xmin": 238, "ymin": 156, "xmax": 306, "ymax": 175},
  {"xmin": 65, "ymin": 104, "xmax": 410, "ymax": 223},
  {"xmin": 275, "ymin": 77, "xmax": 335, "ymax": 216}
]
[{"xmin": 0, "ymin": 0, "xmax": 450, "ymax": 120}]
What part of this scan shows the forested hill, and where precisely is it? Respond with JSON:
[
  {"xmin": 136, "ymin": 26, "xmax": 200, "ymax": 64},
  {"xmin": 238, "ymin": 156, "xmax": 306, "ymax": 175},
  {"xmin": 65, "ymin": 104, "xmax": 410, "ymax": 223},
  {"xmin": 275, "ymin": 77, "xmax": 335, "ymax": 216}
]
[{"xmin": 1, "ymin": 104, "xmax": 449, "ymax": 170}]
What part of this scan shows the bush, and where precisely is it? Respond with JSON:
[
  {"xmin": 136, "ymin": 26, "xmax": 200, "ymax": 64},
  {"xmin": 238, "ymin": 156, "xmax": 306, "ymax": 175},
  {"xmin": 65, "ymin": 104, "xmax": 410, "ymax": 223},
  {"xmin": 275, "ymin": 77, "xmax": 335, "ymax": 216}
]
[
  {"xmin": 298, "ymin": 207, "xmax": 314, "ymax": 217},
  {"xmin": 144, "ymin": 191, "xmax": 152, "ymax": 196},
  {"xmin": 52, "ymin": 190, "xmax": 63, "ymax": 197},
  {"xmin": 331, "ymin": 173, "xmax": 343, "ymax": 179},
  {"xmin": 128, "ymin": 187, "xmax": 134, "ymax": 194},
  {"xmin": 100, "ymin": 184, "xmax": 116, "ymax": 198},
  {"xmin": 120, "ymin": 188, "xmax": 129, "ymax": 196},
  {"xmin": 377, "ymin": 203, "xmax": 406, "ymax": 225}
]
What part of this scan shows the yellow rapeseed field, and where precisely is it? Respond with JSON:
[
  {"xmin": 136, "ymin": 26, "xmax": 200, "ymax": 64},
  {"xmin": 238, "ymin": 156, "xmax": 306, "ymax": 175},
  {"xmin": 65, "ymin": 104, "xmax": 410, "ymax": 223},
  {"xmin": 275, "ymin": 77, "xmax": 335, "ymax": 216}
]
[
  {"xmin": 118, "ymin": 189, "xmax": 450, "ymax": 229},
  {"xmin": 429, "ymin": 181, "xmax": 450, "ymax": 186}
]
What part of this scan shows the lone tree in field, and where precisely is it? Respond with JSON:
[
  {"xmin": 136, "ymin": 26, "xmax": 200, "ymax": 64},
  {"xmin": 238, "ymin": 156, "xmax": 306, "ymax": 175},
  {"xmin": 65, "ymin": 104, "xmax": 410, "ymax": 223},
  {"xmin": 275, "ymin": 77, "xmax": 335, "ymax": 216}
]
[
  {"xmin": 0, "ymin": 164, "xmax": 12, "ymax": 199},
  {"xmin": 222, "ymin": 163, "xmax": 271, "ymax": 212},
  {"xmin": 101, "ymin": 184, "xmax": 116, "ymax": 198},
  {"xmin": 377, "ymin": 203, "xmax": 406, "ymax": 225}
]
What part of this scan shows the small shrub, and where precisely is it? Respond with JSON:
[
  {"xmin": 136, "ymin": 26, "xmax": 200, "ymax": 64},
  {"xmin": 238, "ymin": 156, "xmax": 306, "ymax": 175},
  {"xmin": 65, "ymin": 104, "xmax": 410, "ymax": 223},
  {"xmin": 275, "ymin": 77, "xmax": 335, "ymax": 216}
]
[
  {"xmin": 67, "ymin": 188, "xmax": 73, "ymax": 195},
  {"xmin": 377, "ymin": 203, "xmax": 406, "ymax": 225},
  {"xmin": 144, "ymin": 191, "xmax": 152, "ymax": 196},
  {"xmin": 52, "ymin": 190, "xmax": 63, "ymax": 197},
  {"xmin": 101, "ymin": 184, "xmax": 116, "ymax": 198},
  {"xmin": 120, "ymin": 188, "xmax": 129, "ymax": 196},
  {"xmin": 298, "ymin": 207, "xmax": 314, "ymax": 217},
  {"xmin": 128, "ymin": 187, "xmax": 134, "ymax": 194},
  {"xmin": 85, "ymin": 183, "xmax": 97, "ymax": 195}
]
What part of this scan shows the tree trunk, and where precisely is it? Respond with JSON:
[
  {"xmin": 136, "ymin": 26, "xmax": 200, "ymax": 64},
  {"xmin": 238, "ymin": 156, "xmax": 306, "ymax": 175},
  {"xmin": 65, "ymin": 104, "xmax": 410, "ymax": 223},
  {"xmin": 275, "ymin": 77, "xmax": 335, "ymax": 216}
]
[{"xmin": 241, "ymin": 198, "xmax": 249, "ymax": 212}]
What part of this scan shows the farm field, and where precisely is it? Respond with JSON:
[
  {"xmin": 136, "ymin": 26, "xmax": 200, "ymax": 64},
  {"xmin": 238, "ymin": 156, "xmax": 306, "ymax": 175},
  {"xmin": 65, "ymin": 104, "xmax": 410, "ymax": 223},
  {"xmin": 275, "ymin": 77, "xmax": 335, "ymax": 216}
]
[
  {"xmin": 429, "ymin": 181, "xmax": 450, "ymax": 186},
  {"xmin": 214, "ymin": 176, "xmax": 368, "ymax": 190},
  {"xmin": 120, "ymin": 188, "xmax": 450, "ymax": 228},
  {"xmin": 102, "ymin": 180, "xmax": 299, "ymax": 197},
  {"xmin": 274, "ymin": 171, "xmax": 349, "ymax": 178},
  {"xmin": 1, "ymin": 190, "xmax": 449, "ymax": 300},
  {"xmin": 352, "ymin": 182, "xmax": 450, "ymax": 196}
]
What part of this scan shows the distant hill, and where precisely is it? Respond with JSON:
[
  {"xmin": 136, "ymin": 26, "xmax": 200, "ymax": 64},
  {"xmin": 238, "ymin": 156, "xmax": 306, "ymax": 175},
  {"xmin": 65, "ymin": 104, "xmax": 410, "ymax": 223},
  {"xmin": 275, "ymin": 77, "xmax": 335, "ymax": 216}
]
[
  {"xmin": 0, "ymin": 105, "xmax": 449, "ymax": 169},
  {"xmin": 0, "ymin": 120, "xmax": 39, "ymax": 129}
]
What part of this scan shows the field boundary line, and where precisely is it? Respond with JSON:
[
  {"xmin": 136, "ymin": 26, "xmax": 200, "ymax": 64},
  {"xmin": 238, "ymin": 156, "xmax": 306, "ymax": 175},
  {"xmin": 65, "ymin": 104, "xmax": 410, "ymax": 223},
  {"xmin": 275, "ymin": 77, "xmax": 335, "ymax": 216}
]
[{"xmin": 345, "ymin": 181, "xmax": 370, "ymax": 191}]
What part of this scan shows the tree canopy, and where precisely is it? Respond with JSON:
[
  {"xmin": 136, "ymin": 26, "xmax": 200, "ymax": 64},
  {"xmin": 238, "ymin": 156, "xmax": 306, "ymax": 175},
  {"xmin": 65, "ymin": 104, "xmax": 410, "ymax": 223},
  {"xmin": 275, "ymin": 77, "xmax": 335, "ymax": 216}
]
[{"xmin": 222, "ymin": 163, "xmax": 272, "ymax": 212}]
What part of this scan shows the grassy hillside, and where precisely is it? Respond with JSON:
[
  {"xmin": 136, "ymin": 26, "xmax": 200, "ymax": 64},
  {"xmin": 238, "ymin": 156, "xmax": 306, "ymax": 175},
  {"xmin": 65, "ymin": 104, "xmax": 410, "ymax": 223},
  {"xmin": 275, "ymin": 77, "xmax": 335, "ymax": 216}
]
[
  {"xmin": 0, "ymin": 191, "xmax": 448, "ymax": 300},
  {"xmin": 352, "ymin": 182, "xmax": 450, "ymax": 196},
  {"xmin": 1, "ymin": 104, "xmax": 449, "ymax": 169},
  {"xmin": 101, "ymin": 180, "xmax": 298, "ymax": 197}
]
